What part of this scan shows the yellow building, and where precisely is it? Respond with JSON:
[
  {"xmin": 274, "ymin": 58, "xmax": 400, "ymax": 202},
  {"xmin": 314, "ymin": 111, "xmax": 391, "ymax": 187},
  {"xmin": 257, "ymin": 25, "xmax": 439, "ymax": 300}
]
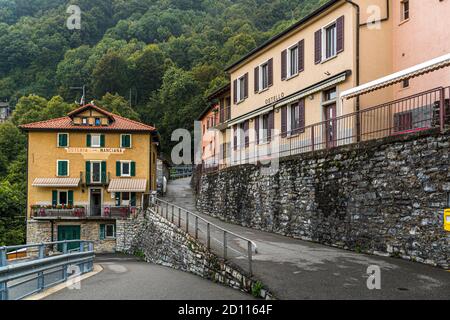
[{"xmin": 20, "ymin": 104, "xmax": 159, "ymax": 252}]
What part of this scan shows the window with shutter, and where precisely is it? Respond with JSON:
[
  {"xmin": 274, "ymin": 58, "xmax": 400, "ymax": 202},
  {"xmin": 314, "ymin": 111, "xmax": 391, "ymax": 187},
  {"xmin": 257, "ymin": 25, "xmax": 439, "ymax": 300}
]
[
  {"xmin": 281, "ymin": 50, "xmax": 287, "ymax": 80},
  {"xmin": 58, "ymin": 133, "xmax": 68, "ymax": 147},
  {"xmin": 233, "ymin": 79, "xmax": 238, "ymax": 104},
  {"xmin": 298, "ymin": 40, "xmax": 304, "ymax": 72},
  {"xmin": 121, "ymin": 134, "xmax": 132, "ymax": 148},
  {"xmin": 287, "ymin": 45, "xmax": 299, "ymax": 78},
  {"xmin": 336, "ymin": 16, "xmax": 344, "ymax": 53},
  {"xmin": 86, "ymin": 161, "xmax": 91, "ymax": 184},
  {"xmin": 268, "ymin": 58, "xmax": 273, "ymax": 87},
  {"xmin": 116, "ymin": 161, "xmax": 121, "ymax": 177},
  {"xmin": 57, "ymin": 160, "xmax": 69, "ymax": 177}
]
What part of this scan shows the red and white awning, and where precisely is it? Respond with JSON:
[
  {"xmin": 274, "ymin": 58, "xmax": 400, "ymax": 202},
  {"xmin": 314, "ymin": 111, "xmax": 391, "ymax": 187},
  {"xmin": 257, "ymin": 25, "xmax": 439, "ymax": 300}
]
[
  {"xmin": 341, "ymin": 53, "xmax": 450, "ymax": 100},
  {"xmin": 108, "ymin": 179, "xmax": 147, "ymax": 192},
  {"xmin": 32, "ymin": 178, "xmax": 80, "ymax": 187}
]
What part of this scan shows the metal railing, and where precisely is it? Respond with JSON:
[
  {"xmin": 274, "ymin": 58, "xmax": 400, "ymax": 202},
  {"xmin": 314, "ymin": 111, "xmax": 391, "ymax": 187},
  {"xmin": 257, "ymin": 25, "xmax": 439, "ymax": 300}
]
[
  {"xmin": 203, "ymin": 86, "xmax": 450, "ymax": 171},
  {"xmin": 32, "ymin": 205, "xmax": 137, "ymax": 219},
  {"xmin": 148, "ymin": 197, "xmax": 257, "ymax": 275},
  {"xmin": 219, "ymin": 106, "xmax": 231, "ymax": 124},
  {"xmin": 0, "ymin": 240, "xmax": 94, "ymax": 300}
]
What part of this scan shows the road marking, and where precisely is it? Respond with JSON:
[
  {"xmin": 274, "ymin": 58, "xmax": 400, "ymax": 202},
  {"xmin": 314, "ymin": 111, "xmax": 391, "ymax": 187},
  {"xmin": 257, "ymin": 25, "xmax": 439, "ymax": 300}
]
[{"xmin": 24, "ymin": 264, "xmax": 103, "ymax": 300}]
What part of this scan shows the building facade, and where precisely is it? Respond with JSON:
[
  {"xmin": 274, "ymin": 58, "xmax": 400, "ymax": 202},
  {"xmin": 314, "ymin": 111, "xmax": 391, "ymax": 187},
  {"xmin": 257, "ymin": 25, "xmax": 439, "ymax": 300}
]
[
  {"xmin": 20, "ymin": 104, "xmax": 159, "ymax": 252},
  {"xmin": 206, "ymin": 0, "xmax": 449, "ymax": 167}
]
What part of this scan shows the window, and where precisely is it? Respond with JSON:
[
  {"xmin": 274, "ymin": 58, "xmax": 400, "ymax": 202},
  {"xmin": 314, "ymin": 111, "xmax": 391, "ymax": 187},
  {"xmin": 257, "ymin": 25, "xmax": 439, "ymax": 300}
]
[
  {"xmin": 401, "ymin": 0, "xmax": 409, "ymax": 21},
  {"xmin": 95, "ymin": 118, "xmax": 101, "ymax": 126},
  {"xmin": 58, "ymin": 133, "xmax": 69, "ymax": 147},
  {"xmin": 106, "ymin": 224, "xmax": 115, "ymax": 238},
  {"xmin": 82, "ymin": 118, "xmax": 88, "ymax": 125},
  {"xmin": 121, "ymin": 161, "xmax": 131, "ymax": 177},
  {"xmin": 260, "ymin": 62, "xmax": 269, "ymax": 90},
  {"xmin": 57, "ymin": 160, "xmax": 69, "ymax": 177},
  {"xmin": 402, "ymin": 79, "xmax": 410, "ymax": 88},
  {"xmin": 91, "ymin": 134, "xmax": 101, "ymax": 148},
  {"xmin": 91, "ymin": 161, "xmax": 101, "ymax": 183},
  {"xmin": 58, "ymin": 191, "xmax": 68, "ymax": 205},
  {"xmin": 121, "ymin": 192, "xmax": 130, "ymax": 205},
  {"xmin": 288, "ymin": 45, "xmax": 299, "ymax": 77},
  {"xmin": 325, "ymin": 23, "xmax": 337, "ymax": 59},
  {"xmin": 324, "ymin": 87, "xmax": 337, "ymax": 102},
  {"xmin": 262, "ymin": 113, "xmax": 269, "ymax": 143},
  {"xmin": 121, "ymin": 134, "xmax": 132, "ymax": 148},
  {"xmin": 237, "ymin": 76, "xmax": 245, "ymax": 102},
  {"xmin": 291, "ymin": 103, "xmax": 301, "ymax": 134}
]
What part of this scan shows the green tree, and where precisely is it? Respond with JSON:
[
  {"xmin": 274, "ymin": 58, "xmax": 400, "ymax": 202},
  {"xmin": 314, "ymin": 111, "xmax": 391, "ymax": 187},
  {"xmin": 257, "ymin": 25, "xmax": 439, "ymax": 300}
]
[{"xmin": 92, "ymin": 51, "xmax": 130, "ymax": 97}]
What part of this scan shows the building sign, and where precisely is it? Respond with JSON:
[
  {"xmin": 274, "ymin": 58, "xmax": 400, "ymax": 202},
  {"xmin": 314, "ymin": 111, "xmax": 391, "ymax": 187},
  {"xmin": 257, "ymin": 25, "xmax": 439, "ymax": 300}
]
[
  {"xmin": 265, "ymin": 93, "xmax": 285, "ymax": 105},
  {"xmin": 65, "ymin": 147, "xmax": 125, "ymax": 154}
]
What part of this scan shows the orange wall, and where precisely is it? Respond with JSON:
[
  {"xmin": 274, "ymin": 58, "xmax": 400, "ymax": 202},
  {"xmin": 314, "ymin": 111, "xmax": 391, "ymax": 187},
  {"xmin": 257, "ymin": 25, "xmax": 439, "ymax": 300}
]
[{"xmin": 392, "ymin": 0, "xmax": 450, "ymax": 99}]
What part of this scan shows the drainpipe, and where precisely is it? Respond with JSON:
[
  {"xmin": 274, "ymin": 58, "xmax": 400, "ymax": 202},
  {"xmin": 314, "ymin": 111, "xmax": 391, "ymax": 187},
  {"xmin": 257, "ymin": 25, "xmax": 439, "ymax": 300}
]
[{"xmin": 345, "ymin": 0, "xmax": 361, "ymax": 141}]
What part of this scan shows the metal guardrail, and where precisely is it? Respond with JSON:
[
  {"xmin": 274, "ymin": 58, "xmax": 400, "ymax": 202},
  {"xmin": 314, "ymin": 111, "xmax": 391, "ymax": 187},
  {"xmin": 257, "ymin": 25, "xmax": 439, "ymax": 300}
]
[
  {"xmin": 0, "ymin": 240, "xmax": 94, "ymax": 300},
  {"xmin": 149, "ymin": 197, "xmax": 257, "ymax": 275}
]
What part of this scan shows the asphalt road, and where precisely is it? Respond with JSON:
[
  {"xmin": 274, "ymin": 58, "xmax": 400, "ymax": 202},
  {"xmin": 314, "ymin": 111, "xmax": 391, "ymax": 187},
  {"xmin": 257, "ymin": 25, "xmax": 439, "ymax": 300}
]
[
  {"xmin": 164, "ymin": 178, "xmax": 450, "ymax": 300},
  {"xmin": 44, "ymin": 254, "xmax": 254, "ymax": 300}
]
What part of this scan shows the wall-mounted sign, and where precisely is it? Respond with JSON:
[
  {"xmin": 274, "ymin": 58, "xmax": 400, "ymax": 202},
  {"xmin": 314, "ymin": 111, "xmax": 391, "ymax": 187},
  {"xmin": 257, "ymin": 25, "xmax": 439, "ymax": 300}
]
[
  {"xmin": 65, "ymin": 147, "xmax": 125, "ymax": 154},
  {"xmin": 265, "ymin": 93, "xmax": 285, "ymax": 105}
]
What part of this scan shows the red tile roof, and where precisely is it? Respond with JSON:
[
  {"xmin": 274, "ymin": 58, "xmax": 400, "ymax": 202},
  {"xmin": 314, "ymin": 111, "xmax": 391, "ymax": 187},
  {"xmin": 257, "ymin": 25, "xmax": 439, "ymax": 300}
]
[{"xmin": 19, "ymin": 104, "xmax": 156, "ymax": 133}]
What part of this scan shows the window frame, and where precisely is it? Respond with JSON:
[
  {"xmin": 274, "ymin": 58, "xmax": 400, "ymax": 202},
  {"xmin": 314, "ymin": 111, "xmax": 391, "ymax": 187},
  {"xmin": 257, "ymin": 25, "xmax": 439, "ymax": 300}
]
[
  {"xmin": 57, "ymin": 190, "xmax": 69, "ymax": 206},
  {"xmin": 259, "ymin": 61, "xmax": 270, "ymax": 92},
  {"xmin": 121, "ymin": 192, "xmax": 131, "ymax": 206},
  {"xmin": 401, "ymin": 0, "xmax": 410, "ymax": 22},
  {"xmin": 90, "ymin": 160, "xmax": 102, "ymax": 184},
  {"xmin": 91, "ymin": 134, "xmax": 101, "ymax": 148},
  {"xmin": 105, "ymin": 224, "xmax": 116, "ymax": 238},
  {"xmin": 286, "ymin": 43, "xmax": 299, "ymax": 79},
  {"xmin": 323, "ymin": 21, "xmax": 337, "ymax": 61},
  {"xmin": 120, "ymin": 134, "xmax": 132, "ymax": 148},
  {"xmin": 120, "ymin": 161, "xmax": 132, "ymax": 177},
  {"xmin": 57, "ymin": 133, "xmax": 69, "ymax": 148},
  {"xmin": 56, "ymin": 160, "xmax": 69, "ymax": 177},
  {"xmin": 236, "ymin": 74, "xmax": 246, "ymax": 103}
]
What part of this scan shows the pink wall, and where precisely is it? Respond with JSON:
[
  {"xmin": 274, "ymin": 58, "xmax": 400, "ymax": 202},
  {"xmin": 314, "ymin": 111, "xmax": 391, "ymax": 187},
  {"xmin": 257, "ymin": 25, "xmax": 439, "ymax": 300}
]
[{"xmin": 392, "ymin": 0, "xmax": 450, "ymax": 99}]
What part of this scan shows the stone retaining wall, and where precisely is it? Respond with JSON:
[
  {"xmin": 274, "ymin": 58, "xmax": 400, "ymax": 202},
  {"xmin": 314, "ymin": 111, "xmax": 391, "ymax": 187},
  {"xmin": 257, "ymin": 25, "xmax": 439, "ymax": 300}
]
[
  {"xmin": 197, "ymin": 129, "xmax": 450, "ymax": 269},
  {"xmin": 116, "ymin": 210, "xmax": 273, "ymax": 299}
]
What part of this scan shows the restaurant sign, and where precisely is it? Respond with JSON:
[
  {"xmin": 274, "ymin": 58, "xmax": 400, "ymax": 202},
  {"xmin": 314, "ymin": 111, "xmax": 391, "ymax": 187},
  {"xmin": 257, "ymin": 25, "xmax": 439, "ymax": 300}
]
[{"xmin": 65, "ymin": 147, "xmax": 125, "ymax": 154}]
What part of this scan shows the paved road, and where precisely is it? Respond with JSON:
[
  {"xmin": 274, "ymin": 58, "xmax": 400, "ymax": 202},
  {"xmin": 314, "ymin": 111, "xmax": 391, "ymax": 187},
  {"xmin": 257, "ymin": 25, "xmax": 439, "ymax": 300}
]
[
  {"xmin": 45, "ymin": 254, "xmax": 254, "ymax": 300},
  {"xmin": 164, "ymin": 178, "xmax": 450, "ymax": 300}
]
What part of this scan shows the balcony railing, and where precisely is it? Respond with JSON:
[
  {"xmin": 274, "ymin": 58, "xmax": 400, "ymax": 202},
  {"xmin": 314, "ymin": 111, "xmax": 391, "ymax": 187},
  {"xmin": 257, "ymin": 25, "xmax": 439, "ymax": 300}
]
[
  {"xmin": 202, "ymin": 86, "xmax": 450, "ymax": 172},
  {"xmin": 32, "ymin": 205, "xmax": 138, "ymax": 219}
]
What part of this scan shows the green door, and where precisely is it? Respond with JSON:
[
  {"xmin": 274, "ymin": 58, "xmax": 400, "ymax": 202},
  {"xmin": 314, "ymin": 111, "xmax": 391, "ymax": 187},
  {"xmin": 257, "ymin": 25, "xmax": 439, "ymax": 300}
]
[{"xmin": 57, "ymin": 225, "xmax": 81, "ymax": 252}]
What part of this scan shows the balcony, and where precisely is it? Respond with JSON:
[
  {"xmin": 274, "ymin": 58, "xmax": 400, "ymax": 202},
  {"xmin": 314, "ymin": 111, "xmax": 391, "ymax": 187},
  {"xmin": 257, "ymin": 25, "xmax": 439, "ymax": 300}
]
[
  {"xmin": 31, "ymin": 205, "xmax": 137, "ymax": 220},
  {"xmin": 81, "ymin": 171, "xmax": 111, "ymax": 187}
]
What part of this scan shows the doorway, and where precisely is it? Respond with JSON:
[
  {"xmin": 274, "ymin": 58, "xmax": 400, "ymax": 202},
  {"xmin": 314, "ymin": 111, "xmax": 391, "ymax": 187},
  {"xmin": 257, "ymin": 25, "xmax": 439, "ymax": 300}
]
[
  {"xmin": 57, "ymin": 225, "xmax": 81, "ymax": 251},
  {"xmin": 90, "ymin": 188, "xmax": 102, "ymax": 217},
  {"xmin": 324, "ymin": 103, "xmax": 337, "ymax": 148}
]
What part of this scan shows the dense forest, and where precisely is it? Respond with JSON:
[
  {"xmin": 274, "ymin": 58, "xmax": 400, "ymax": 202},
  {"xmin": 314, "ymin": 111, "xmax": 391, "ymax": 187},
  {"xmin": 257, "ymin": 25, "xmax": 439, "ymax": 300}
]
[{"xmin": 0, "ymin": 0, "xmax": 326, "ymax": 245}]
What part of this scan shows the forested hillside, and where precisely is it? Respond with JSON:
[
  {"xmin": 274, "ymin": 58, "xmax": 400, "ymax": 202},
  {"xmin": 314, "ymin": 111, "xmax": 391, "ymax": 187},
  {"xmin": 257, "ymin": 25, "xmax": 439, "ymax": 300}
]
[{"xmin": 0, "ymin": 0, "xmax": 325, "ymax": 245}]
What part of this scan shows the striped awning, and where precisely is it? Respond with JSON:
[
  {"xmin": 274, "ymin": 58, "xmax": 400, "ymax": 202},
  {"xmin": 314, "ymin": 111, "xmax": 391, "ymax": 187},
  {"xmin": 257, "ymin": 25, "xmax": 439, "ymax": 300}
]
[
  {"xmin": 32, "ymin": 178, "xmax": 80, "ymax": 187},
  {"xmin": 108, "ymin": 179, "xmax": 147, "ymax": 192},
  {"xmin": 340, "ymin": 53, "xmax": 450, "ymax": 99}
]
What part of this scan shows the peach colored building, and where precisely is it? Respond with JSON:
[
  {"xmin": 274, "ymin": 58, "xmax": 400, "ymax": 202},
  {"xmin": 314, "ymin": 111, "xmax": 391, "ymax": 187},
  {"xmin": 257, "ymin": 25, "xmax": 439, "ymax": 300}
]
[{"xmin": 204, "ymin": 0, "xmax": 449, "ymax": 167}]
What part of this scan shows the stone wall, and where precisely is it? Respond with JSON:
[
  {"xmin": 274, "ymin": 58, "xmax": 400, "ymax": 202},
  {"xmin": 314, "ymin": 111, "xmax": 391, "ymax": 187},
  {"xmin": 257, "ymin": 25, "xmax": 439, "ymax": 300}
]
[
  {"xmin": 27, "ymin": 220, "xmax": 116, "ymax": 253},
  {"xmin": 116, "ymin": 210, "xmax": 273, "ymax": 299},
  {"xmin": 197, "ymin": 129, "xmax": 450, "ymax": 269}
]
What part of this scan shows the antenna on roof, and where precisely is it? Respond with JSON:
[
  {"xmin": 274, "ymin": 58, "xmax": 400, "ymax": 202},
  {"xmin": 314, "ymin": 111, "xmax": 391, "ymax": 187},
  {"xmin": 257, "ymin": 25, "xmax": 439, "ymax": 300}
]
[{"xmin": 70, "ymin": 85, "xmax": 86, "ymax": 105}]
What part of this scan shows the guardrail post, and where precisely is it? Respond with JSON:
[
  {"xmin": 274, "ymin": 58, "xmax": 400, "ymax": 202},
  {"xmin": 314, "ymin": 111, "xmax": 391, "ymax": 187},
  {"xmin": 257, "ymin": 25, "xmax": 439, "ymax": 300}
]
[
  {"xmin": 0, "ymin": 247, "xmax": 6, "ymax": 267},
  {"xmin": 207, "ymin": 223, "xmax": 211, "ymax": 250},
  {"xmin": 171, "ymin": 205, "xmax": 174, "ymax": 223},
  {"xmin": 37, "ymin": 244, "xmax": 45, "ymax": 292},
  {"xmin": 0, "ymin": 281, "xmax": 8, "ymax": 301},
  {"xmin": 185, "ymin": 211, "xmax": 189, "ymax": 233},
  {"xmin": 248, "ymin": 241, "xmax": 253, "ymax": 276},
  {"xmin": 178, "ymin": 208, "xmax": 181, "ymax": 227},
  {"xmin": 223, "ymin": 231, "xmax": 227, "ymax": 260},
  {"xmin": 195, "ymin": 217, "xmax": 199, "ymax": 239}
]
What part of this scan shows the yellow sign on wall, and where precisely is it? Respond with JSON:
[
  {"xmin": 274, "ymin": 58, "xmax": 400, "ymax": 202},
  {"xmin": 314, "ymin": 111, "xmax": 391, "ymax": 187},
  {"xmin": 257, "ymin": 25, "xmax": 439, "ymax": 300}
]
[{"xmin": 445, "ymin": 209, "xmax": 450, "ymax": 232}]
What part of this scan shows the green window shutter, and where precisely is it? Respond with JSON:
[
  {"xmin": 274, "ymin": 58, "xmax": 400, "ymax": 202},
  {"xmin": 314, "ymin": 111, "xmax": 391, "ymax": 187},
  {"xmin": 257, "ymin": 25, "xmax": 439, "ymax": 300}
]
[
  {"xmin": 116, "ymin": 161, "xmax": 121, "ymax": 177},
  {"xmin": 101, "ymin": 161, "xmax": 107, "ymax": 184},
  {"xmin": 115, "ymin": 192, "xmax": 121, "ymax": 206},
  {"xmin": 126, "ymin": 135, "xmax": 131, "ymax": 148},
  {"xmin": 85, "ymin": 161, "xmax": 91, "ymax": 184},
  {"xmin": 122, "ymin": 135, "xmax": 131, "ymax": 148},
  {"xmin": 87, "ymin": 134, "xmax": 91, "ymax": 147},
  {"xmin": 68, "ymin": 191, "xmax": 74, "ymax": 206},
  {"xmin": 130, "ymin": 193, "xmax": 136, "ymax": 206},
  {"xmin": 99, "ymin": 224, "xmax": 105, "ymax": 240},
  {"xmin": 63, "ymin": 134, "xmax": 68, "ymax": 147},
  {"xmin": 131, "ymin": 161, "xmax": 136, "ymax": 177},
  {"xmin": 100, "ymin": 134, "xmax": 105, "ymax": 147},
  {"xmin": 57, "ymin": 161, "xmax": 62, "ymax": 176},
  {"xmin": 58, "ymin": 134, "xmax": 68, "ymax": 147},
  {"xmin": 52, "ymin": 190, "xmax": 57, "ymax": 207},
  {"xmin": 58, "ymin": 161, "xmax": 68, "ymax": 176},
  {"xmin": 64, "ymin": 161, "xmax": 68, "ymax": 176}
]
